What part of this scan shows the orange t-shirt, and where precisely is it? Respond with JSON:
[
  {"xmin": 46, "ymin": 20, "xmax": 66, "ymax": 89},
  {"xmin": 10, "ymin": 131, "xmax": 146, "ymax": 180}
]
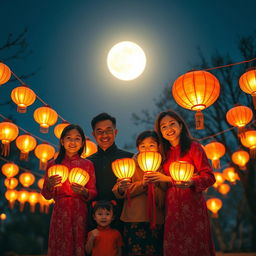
[{"xmin": 89, "ymin": 226, "xmax": 123, "ymax": 256}]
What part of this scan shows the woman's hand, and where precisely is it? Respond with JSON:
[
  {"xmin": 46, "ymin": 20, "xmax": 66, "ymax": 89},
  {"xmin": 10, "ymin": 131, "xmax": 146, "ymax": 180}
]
[
  {"xmin": 174, "ymin": 180, "xmax": 194, "ymax": 189},
  {"xmin": 46, "ymin": 175, "xmax": 62, "ymax": 189},
  {"xmin": 144, "ymin": 172, "xmax": 172, "ymax": 183},
  {"xmin": 117, "ymin": 179, "xmax": 131, "ymax": 194},
  {"xmin": 71, "ymin": 183, "xmax": 89, "ymax": 197}
]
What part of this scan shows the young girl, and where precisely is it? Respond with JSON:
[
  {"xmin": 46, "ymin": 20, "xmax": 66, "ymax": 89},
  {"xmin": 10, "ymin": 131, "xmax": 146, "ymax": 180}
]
[
  {"xmin": 41, "ymin": 124, "xmax": 97, "ymax": 256},
  {"xmin": 112, "ymin": 130, "xmax": 166, "ymax": 256},
  {"xmin": 145, "ymin": 110, "xmax": 216, "ymax": 256},
  {"xmin": 85, "ymin": 200, "xmax": 123, "ymax": 256}
]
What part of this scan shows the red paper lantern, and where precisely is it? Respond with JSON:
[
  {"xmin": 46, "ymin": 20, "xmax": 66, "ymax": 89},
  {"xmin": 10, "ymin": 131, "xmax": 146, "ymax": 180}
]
[
  {"xmin": 231, "ymin": 150, "xmax": 250, "ymax": 170},
  {"xmin": 0, "ymin": 62, "xmax": 11, "ymax": 85},
  {"xmin": 16, "ymin": 134, "xmax": 37, "ymax": 160},
  {"xmin": 19, "ymin": 172, "xmax": 35, "ymax": 187},
  {"xmin": 206, "ymin": 198, "xmax": 222, "ymax": 217},
  {"xmin": 240, "ymin": 130, "xmax": 256, "ymax": 158},
  {"xmin": 34, "ymin": 143, "xmax": 55, "ymax": 170},
  {"xmin": 204, "ymin": 141, "xmax": 225, "ymax": 169},
  {"xmin": 2, "ymin": 162, "xmax": 19, "ymax": 178}
]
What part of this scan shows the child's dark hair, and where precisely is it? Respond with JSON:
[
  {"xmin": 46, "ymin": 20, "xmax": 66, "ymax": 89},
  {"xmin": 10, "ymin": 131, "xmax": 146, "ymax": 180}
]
[
  {"xmin": 92, "ymin": 200, "xmax": 116, "ymax": 216},
  {"xmin": 136, "ymin": 130, "xmax": 160, "ymax": 148},
  {"xmin": 91, "ymin": 112, "xmax": 116, "ymax": 130},
  {"xmin": 55, "ymin": 124, "xmax": 86, "ymax": 164}
]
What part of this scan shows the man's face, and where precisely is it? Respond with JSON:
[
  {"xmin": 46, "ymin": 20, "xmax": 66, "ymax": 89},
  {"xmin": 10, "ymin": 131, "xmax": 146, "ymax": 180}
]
[{"xmin": 92, "ymin": 120, "xmax": 117, "ymax": 151}]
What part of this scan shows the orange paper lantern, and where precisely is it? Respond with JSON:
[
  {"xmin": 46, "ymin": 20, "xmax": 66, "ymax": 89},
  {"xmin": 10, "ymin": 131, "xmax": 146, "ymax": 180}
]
[
  {"xmin": 112, "ymin": 158, "xmax": 136, "ymax": 180},
  {"xmin": 37, "ymin": 178, "xmax": 44, "ymax": 190},
  {"xmin": 5, "ymin": 189, "xmax": 18, "ymax": 209},
  {"xmin": 223, "ymin": 167, "xmax": 239, "ymax": 184},
  {"xmin": 34, "ymin": 143, "xmax": 55, "ymax": 170},
  {"xmin": 137, "ymin": 152, "xmax": 162, "ymax": 172},
  {"xmin": 33, "ymin": 106, "xmax": 58, "ymax": 133},
  {"xmin": 0, "ymin": 62, "xmax": 11, "ymax": 85},
  {"xmin": 218, "ymin": 183, "xmax": 231, "ymax": 196},
  {"xmin": 17, "ymin": 190, "xmax": 29, "ymax": 211},
  {"xmin": 172, "ymin": 70, "xmax": 220, "ymax": 129},
  {"xmin": 48, "ymin": 164, "xmax": 69, "ymax": 186},
  {"xmin": 2, "ymin": 162, "xmax": 19, "ymax": 178},
  {"xmin": 54, "ymin": 121, "xmax": 70, "ymax": 139},
  {"xmin": 81, "ymin": 140, "xmax": 98, "ymax": 158},
  {"xmin": 11, "ymin": 85, "xmax": 36, "ymax": 113},
  {"xmin": 204, "ymin": 141, "xmax": 226, "ymax": 169},
  {"xmin": 231, "ymin": 150, "xmax": 250, "ymax": 170},
  {"xmin": 239, "ymin": 68, "xmax": 256, "ymax": 109},
  {"xmin": 0, "ymin": 213, "xmax": 7, "ymax": 220},
  {"xmin": 0, "ymin": 121, "xmax": 19, "ymax": 156},
  {"xmin": 4, "ymin": 177, "xmax": 18, "ymax": 189},
  {"xmin": 240, "ymin": 130, "xmax": 256, "ymax": 158},
  {"xmin": 213, "ymin": 172, "xmax": 225, "ymax": 188},
  {"xmin": 206, "ymin": 198, "xmax": 222, "ymax": 217},
  {"xmin": 169, "ymin": 161, "xmax": 194, "ymax": 184},
  {"xmin": 69, "ymin": 167, "xmax": 90, "ymax": 186},
  {"xmin": 16, "ymin": 134, "xmax": 37, "ymax": 160},
  {"xmin": 19, "ymin": 172, "xmax": 35, "ymax": 187},
  {"xmin": 28, "ymin": 192, "xmax": 39, "ymax": 212}
]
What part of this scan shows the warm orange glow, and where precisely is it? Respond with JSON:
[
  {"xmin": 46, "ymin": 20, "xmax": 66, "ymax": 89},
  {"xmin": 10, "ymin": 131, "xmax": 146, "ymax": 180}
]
[
  {"xmin": 69, "ymin": 167, "xmax": 90, "ymax": 186},
  {"xmin": 34, "ymin": 143, "xmax": 56, "ymax": 170},
  {"xmin": 223, "ymin": 167, "xmax": 239, "ymax": 184},
  {"xmin": 4, "ymin": 177, "xmax": 18, "ymax": 189},
  {"xmin": 172, "ymin": 70, "xmax": 220, "ymax": 129},
  {"xmin": 0, "ymin": 62, "xmax": 11, "ymax": 85},
  {"xmin": 81, "ymin": 140, "xmax": 98, "ymax": 158},
  {"xmin": 218, "ymin": 183, "xmax": 231, "ymax": 195},
  {"xmin": 240, "ymin": 130, "xmax": 256, "ymax": 157},
  {"xmin": 0, "ymin": 213, "xmax": 7, "ymax": 220},
  {"xmin": 11, "ymin": 85, "xmax": 36, "ymax": 113},
  {"xmin": 19, "ymin": 172, "xmax": 35, "ymax": 187},
  {"xmin": 239, "ymin": 68, "xmax": 256, "ymax": 108},
  {"xmin": 137, "ymin": 151, "xmax": 162, "ymax": 172},
  {"xmin": 28, "ymin": 192, "xmax": 39, "ymax": 212},
  {"xmin": 206, "ymin": 198, "xmax": 222, "ymax": 217},
  {"xmin": 169, "ymin": 161, "xmax": 194, "ymax": 183},
  {"xmin": 33, "ymin": 106, "xmax": 58, "ymax": 133},
  {"xmin": 16, "ymin": 134, "xmax": 37, "ymax": 160},
  {"xmin": 0, "ymin": 121, "xmax": 19, "ymax": 156},
  {"xmin": 112, "ymin": 158, "xmax": 136, "ymax": 180},
  {"xmin": 204, "ymin": 142, "xmax": 226, "ymax": 169},
  {"xmin": 39, "ymin": 195, "xmax": 54, "ymax": 214},
  {"xmin": 2, "ymin": 162, "xmax": 19, "ymax": 178},
  {"xmin": 54, "ymin": 122, "xmax": 70, "ymax": 139},
  {"xmin": 213, "ymin": 172, "xmax": 225, "ymax": 188},
  {"xmin": 37, "ymin": 178, "xmax": 44, "ymax": 190},
  {"xmin": 231, "ymin": 150, "xmax": 250, "ymax": 170},
  {"xmin": 48, "ymin": 164, "xmax": 69, "ymax": 186},
  {"xmin": 5, "ymin": 189, "xmax": 18, "ymax": 209},
  {"xmin": 17, "ymin": 190, "xmax": 29, "ymax": 211}
]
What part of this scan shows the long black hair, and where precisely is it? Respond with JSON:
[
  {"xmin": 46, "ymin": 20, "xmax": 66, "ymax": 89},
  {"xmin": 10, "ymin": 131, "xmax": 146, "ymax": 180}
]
[
  {"xmin": 155, "ymin": 110, "xmax": 194, "ymax": 160},
  {"xmin": 55, "ymin": 124, "xmax": 86, "ymax": 164}
]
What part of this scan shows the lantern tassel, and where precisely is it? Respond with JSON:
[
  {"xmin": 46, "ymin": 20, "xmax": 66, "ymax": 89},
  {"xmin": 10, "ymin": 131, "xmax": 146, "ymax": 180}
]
[
  {"xmin": 1, "ymin": 143, "xmax": 10, "ymax": 157},
  {"xmin": 9, "ymin": 200, "xmax": 15, "ymax": 209},
  {"xmin": 39, "ymin": 160, "xmax": 47, "ymax": 170},
  {"xmin": 20, "ymin": 203, "xmax": 25, "ymax": 212},
  {"xmin": 252, "ymin": 95, "xmax": 256, "ymax": 109},
  {"xmin": 147, "ymin": 183, "xmax": 156, "ymax": 229},
  {"xmin": 195, "ymin": 111, "xmax": 204, "ymax": 130},
  {"xmin": 20, "ymin": 152, "xmax": 29, "ymax": 161},
  {"xmin": 249, "ymin": 148, "xmax": 256, "ymax": 158},
  {"xmin": 212, "ymin": 159, "xmax": 220, "ymax": 169},
  {"xmin": 239, "ymin": 165, "xmax": 246, "ymax": 171},
  {"xmin": 237, "ymin": 127, "xmax": 246, "ymax": 138},
  {"xmin": 30, "ymin": 204, "xmax": 36, "ymax": 213}
]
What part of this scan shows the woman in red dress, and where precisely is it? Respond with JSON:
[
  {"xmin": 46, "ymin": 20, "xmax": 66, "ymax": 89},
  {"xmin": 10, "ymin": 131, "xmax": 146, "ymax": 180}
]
[
  {"xmin": 145, "ymin": 110, "xmax": 216, "ymax": 256},
  {"xmin": 41, "ymin": 124, "xmax": 97, "ymax": 256}
]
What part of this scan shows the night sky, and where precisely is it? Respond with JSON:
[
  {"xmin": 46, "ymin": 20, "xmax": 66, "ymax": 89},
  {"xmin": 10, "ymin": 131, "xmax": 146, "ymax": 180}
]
[{"xmin": 1, "ymin": 0, "xmax": 256, "ymax": 150}]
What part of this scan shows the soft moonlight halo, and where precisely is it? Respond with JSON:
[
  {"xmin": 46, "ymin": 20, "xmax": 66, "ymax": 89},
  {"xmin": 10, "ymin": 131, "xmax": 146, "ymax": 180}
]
[{"xmin": 107, "ymin": 41, "xmax": 147, "ymax": 81}]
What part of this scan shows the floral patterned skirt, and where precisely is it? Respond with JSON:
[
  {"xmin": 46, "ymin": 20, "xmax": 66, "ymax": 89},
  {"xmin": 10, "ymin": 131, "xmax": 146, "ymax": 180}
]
[{"xmin": 123, "ymin": 222, "xmax": 163, "ymax": 256}]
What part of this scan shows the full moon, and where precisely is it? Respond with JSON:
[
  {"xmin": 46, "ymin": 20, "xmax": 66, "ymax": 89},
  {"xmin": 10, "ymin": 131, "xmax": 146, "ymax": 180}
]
[{"xmin": 107, "ymin": 41, "xmax": 147, "ymax": 81}]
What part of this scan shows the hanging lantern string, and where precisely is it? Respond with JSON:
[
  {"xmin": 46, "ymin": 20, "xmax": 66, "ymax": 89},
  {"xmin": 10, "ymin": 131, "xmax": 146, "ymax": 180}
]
[
  {"xmin": 0, "ymin": 155, "xmax": 44, "ymax": 178},
  {"xmin": 0, "ymin": 112, "xmax": 58, "ymax": 147},
  {"xmin": 204, "ymin": 57, "xmax": 256, "ymax": 71},
  {"xmin": 10, "ymin": 70, "xmax": 67, "ymax": 122}
]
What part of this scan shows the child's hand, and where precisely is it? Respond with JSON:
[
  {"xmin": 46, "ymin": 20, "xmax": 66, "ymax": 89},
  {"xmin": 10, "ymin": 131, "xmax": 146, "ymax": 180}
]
[
  {"xmin": 117, "ymin": 179, "xmax": 131, "ymax": 194},
  {"xmin": 46, "ymin": 175, "xmax": 62, "ymax": 189},
  {"xmin": 90, "ymin": 229, "xmax": 99, "ymax": 240},
  {"xmin": 144, "ymin": 172, "xmax": 172, "ymax": 183},
  {"xmin": 71, "ymin": 183, "xmax": 89, "ymax": 196}
]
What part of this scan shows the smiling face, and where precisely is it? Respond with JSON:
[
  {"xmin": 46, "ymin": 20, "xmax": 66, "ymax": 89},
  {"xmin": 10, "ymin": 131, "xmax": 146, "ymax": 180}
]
[
  {"xmin": 93, "ymin": 208, "xmax": 113, "ymax": 228},
  {"xmin": 92, "ymin": 119, "xmax": 117, "ymax": 151},
  {"xmin": 160, "ymin": 115, "xmax": 182, "ymax": 147},
  {"xmin": 138, "ymin": 136, "xmax": 159, "ymax": 152}
]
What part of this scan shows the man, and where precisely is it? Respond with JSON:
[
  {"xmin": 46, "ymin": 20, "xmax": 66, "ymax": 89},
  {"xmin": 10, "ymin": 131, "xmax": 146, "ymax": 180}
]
[{"xmin": 88, "ymin": 112, "xmax": 133, "ymax": 205}]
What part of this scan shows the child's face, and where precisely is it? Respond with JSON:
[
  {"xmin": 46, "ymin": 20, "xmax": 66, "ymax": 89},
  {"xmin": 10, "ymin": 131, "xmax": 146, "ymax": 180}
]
[
  {"xmin": 93, "ymin": 208, "xmax": 113, "ymax": 228},
  {"xmin": 61, "ymin": 129, "xmax": 83, "ymax": 156},
  {"xmin": 138, "ymin": 137, "xmax": 158, "ymax": 152}
]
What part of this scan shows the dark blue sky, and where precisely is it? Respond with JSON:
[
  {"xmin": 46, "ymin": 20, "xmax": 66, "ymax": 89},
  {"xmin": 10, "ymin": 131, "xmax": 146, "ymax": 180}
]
[{"xmin": 1, "ymin": 0, "xmax": 256, "ymax": 150}]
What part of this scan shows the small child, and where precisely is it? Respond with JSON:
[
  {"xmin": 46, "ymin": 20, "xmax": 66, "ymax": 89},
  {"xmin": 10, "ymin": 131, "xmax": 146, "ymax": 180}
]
[{"xmin": 85, "ymin": 200, "xmax": 123, "ymax": 256}]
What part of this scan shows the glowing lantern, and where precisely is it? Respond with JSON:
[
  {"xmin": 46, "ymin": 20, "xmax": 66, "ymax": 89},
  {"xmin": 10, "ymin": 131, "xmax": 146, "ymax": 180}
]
[
  {"xmin": 223, "ymin": 167, "xmax": 239, "ymax": 184},
  {"xmin": 0, "ymin": 62, "xmax": 11, "ymax": 85},
  {"xmin": 206, "ymin": 198, "xmax": 222, "ymax": 217},
  {"xmin": 240, "ymin": 130, "xmax": 256, "ymax": 158},
  {"xmin": 0, "ymin": 121, "xmax": 19, "ymax": 156},
  {"xmin": 81, "ymin": 140, "xmax": 98, "ymax": 158},
  {"xmin": 239, "ymin": 68, "xmax": 256, "ymax": 109},
  {"xmin": 11, "ymin": 85, "xmax": 36, "ymax": 113},
  {"xmin": 0, "ymin": 213, "xmax": 7, "ymax": 220},
  {"xmin": 17, "ymin": 190, "xmax": 29, "ymax": 211},
  {"xmin": 5, "ymin": 189, "xmax": 18, "ymax": 209},
  {"xmin": 28, "ymin": 192, "xmax": 39, "ymax": 212},
  {"xmin": 172, "ymin": 70, "xmax": 220, "ymax": 129},
  {"xmin": 169, "ymin": 161, "xmax": 194, "ymax": 184},
  {"xmin": 33, "ymin": 106, "xmax": 58, "ymax": 133},
  {"xmin": 231, "ymin": 150, "xmax": 250, "ymax": 170},
  {"xmin": 137, "ymin": 152, "xmax": 162, "ymax": 172},
  {"xmin": 37, "ymin": 178, "xmax": 44, "ymax": 190},
  {"xmin": 226, "ymin": 105, "xmax": 253, "ymax": 137},
  {"xmin": 16, "ymin": 134, "xmax": 37, "ymax": 160},
  {"xmin": 213, "ymin": 172, "xmax": 225, "ymax": 188},
  {"xmin": 2, "ymin": 162, "xmax": 19, "ymax": 178},
  {"xmin": 69, "ymin": 167, "xmax": 90, "ymax": 186},
  {"xmin": 54, "ymin": 121, "xmax": 70, "ymax": 139},
  {"xmin": 39, "ymin": 195, "xmax": 54, "ymax": 214},
  {"xmin": 204, "ymin": 141, "xmax": 225, "ymax": 169},
  {"xmin": 19, "ymin": 172, "xmax": 35, "ymax": 187},
  {"xmin": 4, "ymin": 177, "xmax": 18, "ymax": 189},
  {"xmin": 112, "ymin": 158, "xmax": 136, "ymax": 181},
  {"xmin": 34, "ymin": 143, "xmax": 55, "ymax": 170},
  {"xmin": 218, "ymin": 183, "xmax": 230, "ymax": 196},
  {"xmin": 48, "ymin": 164, "xmax": 69, "ymax": 186}
]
